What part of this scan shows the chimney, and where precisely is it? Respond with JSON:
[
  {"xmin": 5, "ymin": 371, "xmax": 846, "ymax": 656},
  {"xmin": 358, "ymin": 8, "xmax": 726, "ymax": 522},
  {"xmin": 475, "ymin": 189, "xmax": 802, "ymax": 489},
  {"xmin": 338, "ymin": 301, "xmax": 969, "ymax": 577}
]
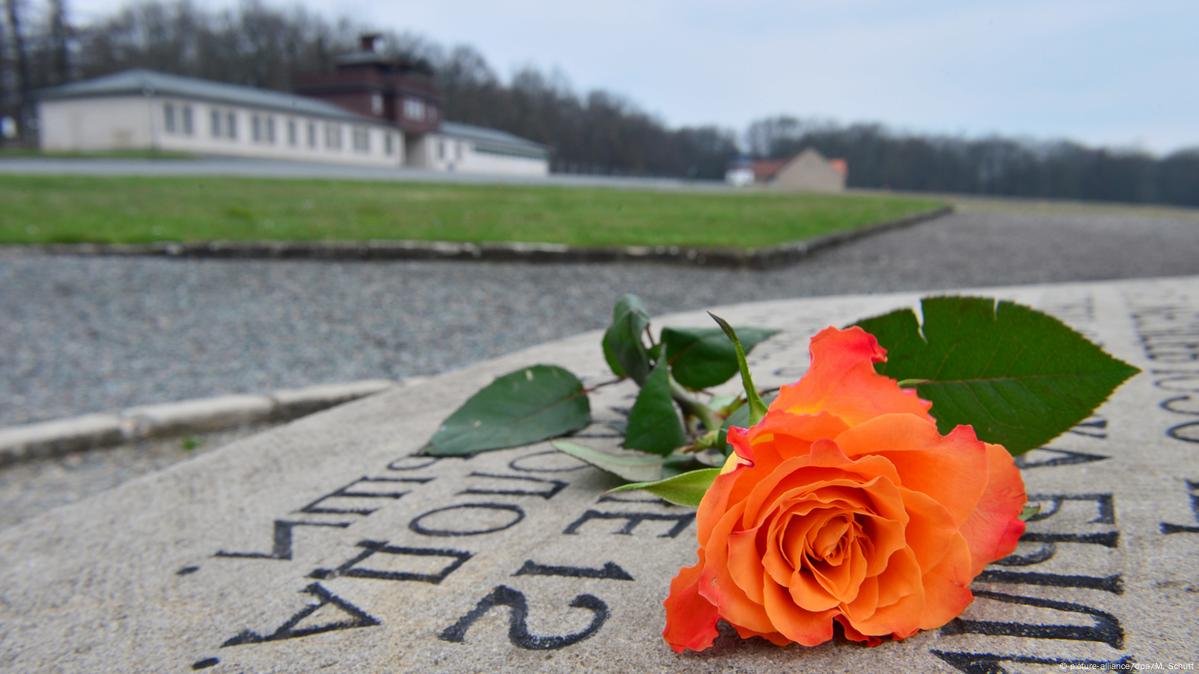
[{"xmin": 359, "ymin": 33, "xmax": 381, "ymax": 52}]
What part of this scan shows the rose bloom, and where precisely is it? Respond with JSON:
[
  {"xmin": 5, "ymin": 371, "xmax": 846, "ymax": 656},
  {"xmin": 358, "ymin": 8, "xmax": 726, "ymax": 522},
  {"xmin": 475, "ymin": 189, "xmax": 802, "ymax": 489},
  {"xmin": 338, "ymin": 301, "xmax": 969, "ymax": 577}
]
[{"xmin": 664, "ymin": 326, "xmax": 1027, "ymax": 652}]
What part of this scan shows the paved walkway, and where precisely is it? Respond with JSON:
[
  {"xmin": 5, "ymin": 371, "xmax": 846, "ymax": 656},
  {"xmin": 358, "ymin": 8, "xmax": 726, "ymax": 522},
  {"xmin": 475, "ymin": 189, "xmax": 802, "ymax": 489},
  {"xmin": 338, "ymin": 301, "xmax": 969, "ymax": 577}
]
[{"xmin": 2, "ymin": 208, "xmax": 1197, "ymax": 426}]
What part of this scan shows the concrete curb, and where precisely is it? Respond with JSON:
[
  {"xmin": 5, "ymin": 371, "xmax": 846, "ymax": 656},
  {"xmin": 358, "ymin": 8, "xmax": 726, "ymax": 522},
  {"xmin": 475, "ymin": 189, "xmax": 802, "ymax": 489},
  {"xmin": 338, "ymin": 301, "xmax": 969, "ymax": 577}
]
[
  {"xmin": 11, "ymin": 206, "xmax": 953, "ymax": 269},
  {"xmin": 0, "ymin": 378, "xmax": 408, "ymax": 467}
]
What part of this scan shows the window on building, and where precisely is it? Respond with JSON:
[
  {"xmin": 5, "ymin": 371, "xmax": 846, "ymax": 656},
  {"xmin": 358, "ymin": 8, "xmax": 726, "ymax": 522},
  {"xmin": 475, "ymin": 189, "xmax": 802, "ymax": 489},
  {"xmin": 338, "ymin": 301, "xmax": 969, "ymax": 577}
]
[
  {"xmin": 371, "ymin": 93, "xmax": 383, "ymax": 116},
  {"xmin": 403, "ymin": 98, "xmax": 425, "ymax": 121},
  {"xmin": 251, "ymin": 114, "xmax": 262, "ymax": 142},
  {"xmin": 352, "ymin": 127, "xmax": 370, "ymax": 153},
  {"xmin": 163, "ymin": 103, "xmax": 177, "ymax": 133},
  {"xmin": 181, "ymin": 106, "xmax": 194, "ymax": 135},
  {"xmin": 226, "ymin": 111, "xmax": 238, "ymax": 140},
  {"xmin": 210, "ymin": 109, "xmax": 222, "ymax": 138},
  {"xmin": 437, "ymin": 139, "xmax": 446, "ymax": 160},
  {"xmin": 307, "ymin": 121, "xmax": 317, "ymax": 148},
  {"xmin": 456, "ymin": 141, "xmax": 464, "ymax": 160},
  {"xmin": 384, "ymin": 133, "xmax": 394, "ymax": 156},
  {"xmin": 287, "ymin": 119, "xmax": 297, "ymax": 147},
  {"xmin": 265, "ymin": 116, "xmax": 276, "ymax": 144},
  {"xmin": 324, "ymin": 123, "xmax": 342, "ymax": 150}
]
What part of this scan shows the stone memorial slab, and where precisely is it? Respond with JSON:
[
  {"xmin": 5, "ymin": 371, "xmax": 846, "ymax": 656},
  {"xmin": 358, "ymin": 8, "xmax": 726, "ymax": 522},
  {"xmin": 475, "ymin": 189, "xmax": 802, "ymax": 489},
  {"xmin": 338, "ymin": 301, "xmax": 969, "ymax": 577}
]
[{"xmin": 1, "ymin": 276, "xmax": 1197, "ymax": 672}]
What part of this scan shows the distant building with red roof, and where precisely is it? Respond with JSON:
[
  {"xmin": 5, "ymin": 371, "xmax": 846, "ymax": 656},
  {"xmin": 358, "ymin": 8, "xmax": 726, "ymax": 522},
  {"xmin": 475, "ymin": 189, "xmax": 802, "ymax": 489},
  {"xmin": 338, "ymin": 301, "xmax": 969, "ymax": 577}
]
[
  {"xmin": 727, "ymin": 148, "xmax": 847, "ymax": 192},
  {"xmin": 751, "ymin": 159, "xmax": 788, "ymax": 182}
]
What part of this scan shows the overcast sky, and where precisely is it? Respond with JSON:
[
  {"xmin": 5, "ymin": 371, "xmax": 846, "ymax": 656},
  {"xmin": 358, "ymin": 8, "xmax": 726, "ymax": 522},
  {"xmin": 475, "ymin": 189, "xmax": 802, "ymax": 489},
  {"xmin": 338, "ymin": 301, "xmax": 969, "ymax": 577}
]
[{"xmin": 71, "ymin": 0, "xmax": 1198, "ymax": 154}]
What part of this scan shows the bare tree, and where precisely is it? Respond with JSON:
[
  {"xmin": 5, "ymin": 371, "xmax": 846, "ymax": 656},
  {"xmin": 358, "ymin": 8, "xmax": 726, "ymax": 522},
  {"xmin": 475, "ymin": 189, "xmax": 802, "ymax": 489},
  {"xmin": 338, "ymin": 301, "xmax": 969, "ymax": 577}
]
[
  {"xmin": 48, "ymin": 0, "xmax": 70, "ymax": 83},
  {"xmin": 0, "ymin": 8, "xmax": 7, "ymax": 145},
  {"xmin": 4, "ymin": 0, "xmax": 31, "ymax": 143}
]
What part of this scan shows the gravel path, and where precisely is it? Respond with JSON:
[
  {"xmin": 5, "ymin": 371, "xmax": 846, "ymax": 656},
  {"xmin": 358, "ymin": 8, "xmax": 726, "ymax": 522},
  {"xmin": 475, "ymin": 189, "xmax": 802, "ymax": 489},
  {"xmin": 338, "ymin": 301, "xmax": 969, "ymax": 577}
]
[{"xmin": 2, "ymin": 208, "xmax": 1197, "ymax": 426}]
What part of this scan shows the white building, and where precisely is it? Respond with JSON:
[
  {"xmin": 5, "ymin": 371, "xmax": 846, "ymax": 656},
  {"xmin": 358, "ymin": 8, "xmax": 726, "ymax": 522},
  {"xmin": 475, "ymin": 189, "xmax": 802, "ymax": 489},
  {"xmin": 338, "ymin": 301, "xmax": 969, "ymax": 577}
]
[
  {"xmin": 35, "ymin": 69, "xmax": 550, "ymax": 176},
  {"xmin": 411, "ymin": 123, "xmax": 551, "ymax": 177},
  {"xmin": 723, "ymin": 157, "xmax": 755, "ymax": 187}
]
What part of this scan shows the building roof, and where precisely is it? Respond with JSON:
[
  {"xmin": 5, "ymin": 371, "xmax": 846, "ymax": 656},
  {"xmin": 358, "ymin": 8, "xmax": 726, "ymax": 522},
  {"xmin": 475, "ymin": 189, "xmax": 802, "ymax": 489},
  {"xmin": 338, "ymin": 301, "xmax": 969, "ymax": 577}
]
[
  {"xmin": 36, "ymin": 69, "xmax": 388, "ymax": 126},
  {"xmin": 38, "ymin": 69, "xmax": 551, "ymax": 159},
  {"xmin": 751, "ymin": 159, "xmax": 788, "ymax": 182},
  {"xmin": 752, "ymin": 150, "xmax": 849, "ymax": 183},
  {"xmin": 439, "ymin": 121, "xmax": 549, "ymax": 159}
]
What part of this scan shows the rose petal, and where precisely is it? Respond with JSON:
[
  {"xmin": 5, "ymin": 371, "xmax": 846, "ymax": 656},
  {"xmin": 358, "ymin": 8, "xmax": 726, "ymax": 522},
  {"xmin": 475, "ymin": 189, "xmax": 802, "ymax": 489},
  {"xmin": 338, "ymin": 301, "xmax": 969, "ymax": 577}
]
[
  {"xmin": 855, "ymin": 512, "xmax": 907, "ymax": 577},
  {"xmin": 788, "ymin": 568, "xmax": 842, "ymax": 612},
  {"xmin": 811, "ymin": 515, "xmax": 850, "ymax": 559},
  {"xmin": 959, "ymin": 442, "xmax": 1028, "ymax": 575},
  {"xmin": 762, "ymin": 505, "xmax": 820, "ymax": 586},
  {"xmin": 662, "ymin": 554, "xmax": 721, "ymax": 653},
  {"xmin": 726, "ymin": 527, "xmax": 766, "ymax": 604},
  {"xmin": 843, "ymin": 548, "xmax": 925, "ymax": 638},
  {"xmin": 778, "ymin": 511, "xmax": 843, "ymax": 611},
  {"xmin": 808, "ymin": 534, "xmax": 867, "ymax": 604},
  {"xmin": 836, "ymin": 415, "xmax": 988, "ymax": 526},
  {"xmin": 745, "ymin": 471, "xmax": 868, "ymax": 530},
  {"xmin": 916, "ymin": 534, "xmax": 975, "ymax": 631},
  {"xmin": 700, "ymin": 503, "xmax": 776, "ymax": 634},
  {"xmin": 769, "ymin": 326, "xmax": 933, "ymax": 426},
  {"xmin": 740, "ymin": 440, "xmax": 903, "ymax": 530},
  {"xmin": 731, "ymin": 412, "xmax": 850, "ymax": 471},
  {"xmin": 835, "ymin": 615, "xmax": 884, "ymax": 646},
  {"xmin": 726, "ymin": 425, "xmax": 757, "ymax": 466},
  {"xmin": 696, "ymin": 466, "xmax": 742, "ymax": 545},
  {"xmin": 847, "ymin": 573, "xmax": 879, "ymax": 619},
  {"xmin": 762, "ymin": 576, "xmax": 836, "ymax": 646},
  {"xmin": 733, "ymin": 624, "xmax": 792, "ymax": 647},
  {"xmin": 805, "ymin": 438, "xmax": 898, "ymax": 479},
  {"xmin": 898, "ymin": 487, "xmax": 964, "ymax": 573}
]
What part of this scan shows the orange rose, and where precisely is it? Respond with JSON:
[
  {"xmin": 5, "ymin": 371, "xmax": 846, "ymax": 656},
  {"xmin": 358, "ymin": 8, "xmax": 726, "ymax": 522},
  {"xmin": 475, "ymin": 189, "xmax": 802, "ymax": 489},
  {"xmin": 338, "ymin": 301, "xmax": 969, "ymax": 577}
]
[{"xmin": 663, "ymin": 326, "xmax": 1027, "ymax": 652}]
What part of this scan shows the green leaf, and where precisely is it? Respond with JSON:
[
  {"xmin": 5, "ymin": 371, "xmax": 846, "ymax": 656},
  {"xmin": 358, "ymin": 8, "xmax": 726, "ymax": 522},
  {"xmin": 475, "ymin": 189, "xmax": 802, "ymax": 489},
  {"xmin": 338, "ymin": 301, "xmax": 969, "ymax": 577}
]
[
  {"xmin": 609, "ymin": 468, "xmax": 721, "ymax": 507},
  {"xmin": 647, "ymin": 342, "xmax": 663, "ymax": 361},
  {"xmin": 551, "ymin": 440, "xmax": 665, "ymax": 482},
  {"xmin": 623, "ymin": 361, "xmax": 687, "ymax": 455},
  {"xmin": 427, "ymin": 365, "xmax": 591, "ymax": 456},
  {"xmin": 854, "ymin": 296, "xmax": 1140, "ymax": 455},
  {"xmin": 602, "ymin": 294, "xmax": 652, "ymax": 384},
  {"xmin": 708, "ymin": 312, "xmax": 768, "ymax": 425},
  {"xmin": 662, "ymin": 326, "xmax": 779, "ymax": 389}
]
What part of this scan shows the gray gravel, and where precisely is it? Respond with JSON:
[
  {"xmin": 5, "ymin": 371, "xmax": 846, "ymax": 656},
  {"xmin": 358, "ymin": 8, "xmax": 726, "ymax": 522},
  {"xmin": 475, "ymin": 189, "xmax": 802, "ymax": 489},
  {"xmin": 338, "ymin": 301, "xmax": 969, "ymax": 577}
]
[{"xmin": 2, "ymin": 208, "xmax": 1198, "ymax": 427}]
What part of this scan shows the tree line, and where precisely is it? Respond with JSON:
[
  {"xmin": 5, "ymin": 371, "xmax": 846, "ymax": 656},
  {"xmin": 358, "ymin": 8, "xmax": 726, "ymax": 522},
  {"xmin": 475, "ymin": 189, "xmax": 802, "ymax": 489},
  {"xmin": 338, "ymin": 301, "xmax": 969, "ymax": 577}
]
[
  {"xmin": 748, "ymin": 117, "xmax": 1198, "ymax": 207},
  {"xmin": 1, "ymin": 0, "xmax": 1194, "ymax": 205}
]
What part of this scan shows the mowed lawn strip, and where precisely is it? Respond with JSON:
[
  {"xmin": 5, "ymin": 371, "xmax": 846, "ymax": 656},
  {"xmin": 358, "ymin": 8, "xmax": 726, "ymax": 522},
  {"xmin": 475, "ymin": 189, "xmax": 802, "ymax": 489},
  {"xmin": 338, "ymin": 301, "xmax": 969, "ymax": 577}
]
[{"xmin": 0, "ymin": 175, "xmax": 944, "ymax": 250}]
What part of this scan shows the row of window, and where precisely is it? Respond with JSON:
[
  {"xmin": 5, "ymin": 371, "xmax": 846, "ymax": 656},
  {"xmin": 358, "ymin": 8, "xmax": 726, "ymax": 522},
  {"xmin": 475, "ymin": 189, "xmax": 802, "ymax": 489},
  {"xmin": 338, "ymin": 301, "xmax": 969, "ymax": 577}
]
[
  {"xmin": 368, "ymin": 93, "xmax": 433, "ymax": 122},
  {"xmin": 404, "ymin": 98, "xmax": 426, "ymax": 121},
  {"xmin": 437, "ymin": 138, "xmax": 465, "ymax": 162},
  {"xmin": 162, "ymin": 102, "xmax": 397, "ymax": 156},
  {"xmin": 162, "ymin": 103, "xmax": 195, "ymax": 135}
]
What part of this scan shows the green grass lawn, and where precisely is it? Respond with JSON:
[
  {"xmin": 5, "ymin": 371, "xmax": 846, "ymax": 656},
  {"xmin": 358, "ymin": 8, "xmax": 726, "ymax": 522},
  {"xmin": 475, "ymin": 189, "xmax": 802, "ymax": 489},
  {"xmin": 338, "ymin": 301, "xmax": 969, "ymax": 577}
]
[{"xmin": 0, "ymin": 175, "xmax": 944, "ymax": 249}]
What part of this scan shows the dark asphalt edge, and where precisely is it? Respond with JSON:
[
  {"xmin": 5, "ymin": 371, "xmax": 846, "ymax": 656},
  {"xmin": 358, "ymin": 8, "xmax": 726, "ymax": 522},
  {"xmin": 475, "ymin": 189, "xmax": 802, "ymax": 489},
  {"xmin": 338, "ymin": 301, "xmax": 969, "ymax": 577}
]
[{"xmin": 7, "ymin": 206, "xmax": 953, "ymax": 269}]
